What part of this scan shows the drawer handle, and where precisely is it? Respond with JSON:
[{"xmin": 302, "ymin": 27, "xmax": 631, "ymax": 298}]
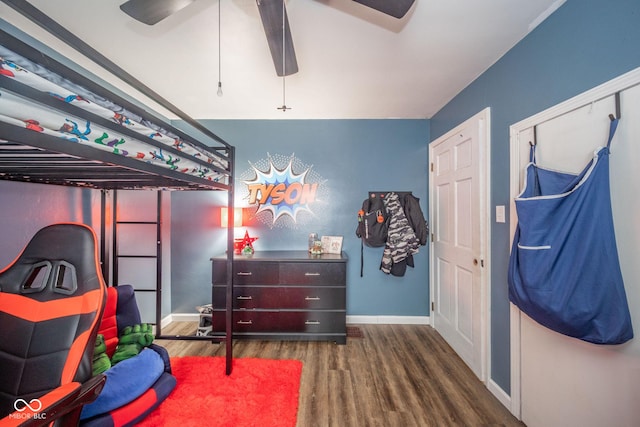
[
  {"xmin": 237, "ymin": 272, "xmax": 252, "ymax": 276},
  {"xmin": 237, "ymin": 320, "xmax": 253, "ymax": 325},
  {"xmin": 305, "ymin": 296, "xmax": 320, "ymax": 301},
  {"xmin": 304, "ymin": 272, "xmax": 321, "ymax": 276},
  {"xmin": 305, "ymin": 320, "xmax": 320, "ymax": 325},
  {"xmin": 237, "ymin": 296, "xmax": 253, "ymax": 300}
]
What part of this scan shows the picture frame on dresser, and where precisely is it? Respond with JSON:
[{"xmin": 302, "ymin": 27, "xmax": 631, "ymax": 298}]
[{"xmin": 321, "ymin": 235, "xmax": 343, "ymax": 254}]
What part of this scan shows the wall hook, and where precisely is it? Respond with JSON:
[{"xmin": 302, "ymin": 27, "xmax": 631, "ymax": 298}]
[
  {"xmin": 609, "ymin": 91, "xmax": 621, "ymax": 121},
  {"xmin": 529, "ymin": 125, "xmax": 538, "ymax": 146}
]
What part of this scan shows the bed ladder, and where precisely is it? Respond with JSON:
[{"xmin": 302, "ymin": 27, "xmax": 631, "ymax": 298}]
[{"xmin": 112, "ymin": 189, "xmax": 163, "ymax": 331}]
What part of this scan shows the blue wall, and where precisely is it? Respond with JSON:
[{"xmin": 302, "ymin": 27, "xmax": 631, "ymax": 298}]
[
  {"xmin": 430, "ymin": 0, "xmax": 640, "ymax": 393},
  {"xmin": 0, "ymin": 181, "xmax": 98, "ymax": 268},
  {"xmin": 170, "ymin": 119, "xmax": 430, "ymax": 316}
]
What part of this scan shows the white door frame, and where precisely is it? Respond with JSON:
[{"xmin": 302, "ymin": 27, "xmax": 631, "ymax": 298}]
[{"xmin": 429, "ymin": 107, "xmax": 492, "ymax": 385}]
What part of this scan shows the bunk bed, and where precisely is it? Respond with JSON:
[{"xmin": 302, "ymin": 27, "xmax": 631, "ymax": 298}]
[{"xmin": 0, "ymin": 7, "xmax": 236, "ymax": 374}]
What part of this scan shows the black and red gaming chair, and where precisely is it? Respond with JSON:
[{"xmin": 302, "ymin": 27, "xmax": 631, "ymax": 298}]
[{"xmin": 0, "ymin": 223, "xmax": 107, "ymax": 426}]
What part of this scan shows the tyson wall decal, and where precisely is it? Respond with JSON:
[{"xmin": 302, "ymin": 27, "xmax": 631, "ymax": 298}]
[{"xmin": 240, "ymin": 153, "xmax": 328, "ymax": 229}]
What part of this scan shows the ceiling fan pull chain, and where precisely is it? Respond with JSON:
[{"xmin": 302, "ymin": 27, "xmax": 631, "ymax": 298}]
[
  {"xmin": 278, "ymin": 0, "xmax": 290, "ymax": 111},
  {"xmin": 217, "ymin": 0, "xmax": 223, "ymax": 97}
]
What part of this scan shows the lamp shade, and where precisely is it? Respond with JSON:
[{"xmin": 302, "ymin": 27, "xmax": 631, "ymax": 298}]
[{"xmin": 221, "ymin": 207, "xmax": 243, "ymax": 227}]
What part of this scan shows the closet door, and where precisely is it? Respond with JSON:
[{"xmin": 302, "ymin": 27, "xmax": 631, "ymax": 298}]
[
  {"xmin": 430, "ymin": 109, "xmax": 489, "ymax": 381},
  {"xmin": 510, "ymin": 84, "xmax": 640, "ymax": 427}
]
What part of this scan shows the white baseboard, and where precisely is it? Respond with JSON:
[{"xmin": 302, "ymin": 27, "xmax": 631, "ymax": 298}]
[
  {"xmin": 487, "ymin": 378, "xmax": 513, "ymax": 413},
  {"xmin": 164, "ymin": 313, "xmax": 430, "ymax": 326},
  {"xmin": 162, "ymin": 313, "xmax": 198, "ymax": 326},
  {"xmin": 346, "ymin": 315, "xmax": 430, "ymax": 325}
]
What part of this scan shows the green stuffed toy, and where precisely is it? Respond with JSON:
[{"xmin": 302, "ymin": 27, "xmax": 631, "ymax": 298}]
[
  {"xmin": 92, "ymin": 334, "xmax": 112, "ymax": 376},
  {"xmin": 111, "ymin": 324, "xmax": 154, "ymax": 365}
]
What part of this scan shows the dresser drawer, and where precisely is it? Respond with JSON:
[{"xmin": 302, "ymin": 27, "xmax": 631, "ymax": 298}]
[
  {"xmin": 278, "ymin": 311, "xmax": 346, "ymax": 333},
  {"xmin": 277, "ymin": 286, "xmax": 345, "ymax": 310},
  {"xmin": 213, "ymin": 285, "xmax": 345, "ymax": 310},
  {"xmin": 213, "ymin": 286, "xmax": 286, "ymax": 309},
  {"xmin": 212, "ymin": 260, "xmax": 278, "ymax": 285},
  {"xmin": 279, "ymin": 262, "xmax": 346, "ymax": 285},
  {"xmin": 213, "ymin": 310, "xmax": 345, "ymax": 333},
  {"xmin": 212, "ymin": 311, "xmax": 277, "ymax": 332}
]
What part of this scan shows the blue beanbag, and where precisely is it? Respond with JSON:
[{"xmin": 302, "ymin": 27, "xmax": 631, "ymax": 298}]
[{"xmin": 80, "ymin": 348, "xmax": 164, "ymax": 420}]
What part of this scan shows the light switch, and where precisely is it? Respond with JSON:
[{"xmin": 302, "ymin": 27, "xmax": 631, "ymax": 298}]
[{"xmin": 496, "ymin": 205, "xmax": 506, "ymax": 223}]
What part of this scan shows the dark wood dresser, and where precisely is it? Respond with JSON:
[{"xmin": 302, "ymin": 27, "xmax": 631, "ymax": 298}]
[{"xmin": 211, "ymin": 250, "xmax": 347, "ymax": 344}]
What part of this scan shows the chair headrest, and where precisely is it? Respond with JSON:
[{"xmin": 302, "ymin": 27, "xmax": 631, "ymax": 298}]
[{"xmin": 0, "ymin": 223, "xmax": 103, "ymax": 300}]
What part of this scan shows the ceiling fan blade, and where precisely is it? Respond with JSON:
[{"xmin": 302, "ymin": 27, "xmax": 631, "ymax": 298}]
[
  {"xmin": 120, "ymin": 0, "xmax": 195, "ymax": 25},
  {"xmin": 257, "ymin": 0, "xmax": 299, "ymax": 77},
  {"xmin": 352, "ymin": 0, "xmax": 415, "ymax": 18}
]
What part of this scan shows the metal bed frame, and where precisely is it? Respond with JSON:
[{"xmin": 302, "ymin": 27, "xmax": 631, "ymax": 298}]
[{"xmin": 0, "ymin": 3, "xmax": 236, "ymax": 374}]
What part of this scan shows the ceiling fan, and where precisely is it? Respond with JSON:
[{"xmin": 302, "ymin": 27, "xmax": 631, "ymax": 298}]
[{"xmin": 118, "ymin": 0, "xmax": 415, "ymax": 77}]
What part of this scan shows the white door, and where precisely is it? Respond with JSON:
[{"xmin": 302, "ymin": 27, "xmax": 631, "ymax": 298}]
[
  {"xmin": 430, "ymin": 109, "xmax": 489, "ymax": 381},
  {"xmin": 509, "ymin": 76, "xmax": 640, "ymax": 426}
]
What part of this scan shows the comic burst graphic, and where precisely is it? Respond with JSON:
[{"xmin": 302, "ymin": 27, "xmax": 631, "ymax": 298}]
[{"xmin": 240, "ymin": 153, "xmax": 328, "ymax": 229}]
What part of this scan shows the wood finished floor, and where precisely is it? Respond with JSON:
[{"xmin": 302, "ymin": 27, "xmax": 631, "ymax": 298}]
[{"xmin": 156, "ymin": 323, "xmax": 524, "ymax": 427}]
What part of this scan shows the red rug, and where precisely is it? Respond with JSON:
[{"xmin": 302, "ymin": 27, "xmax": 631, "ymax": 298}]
[{"xmin": 138, "ymin": 357, "xmax": 302, "ymax": 427}]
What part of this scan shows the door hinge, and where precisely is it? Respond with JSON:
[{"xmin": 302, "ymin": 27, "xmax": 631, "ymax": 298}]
[
  {"xmin": 431, "ymin": 233, "xmax": 434, "ymax": 242},
  {"xmin": 430, "ymin": 162, "xmax": 434, "ymax": 172},
  {"xmin": 481, "ymin": 259, "xmax": 485, "ymax": 267},
  {"xmin": 431, "ymin": 301, "xmax": 435, "ymax": 311}
]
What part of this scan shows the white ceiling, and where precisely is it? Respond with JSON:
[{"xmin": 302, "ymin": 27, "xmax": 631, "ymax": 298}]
[{"xmin": 1, "ymin": 0, "xmax": 565, "ymax": 120}]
